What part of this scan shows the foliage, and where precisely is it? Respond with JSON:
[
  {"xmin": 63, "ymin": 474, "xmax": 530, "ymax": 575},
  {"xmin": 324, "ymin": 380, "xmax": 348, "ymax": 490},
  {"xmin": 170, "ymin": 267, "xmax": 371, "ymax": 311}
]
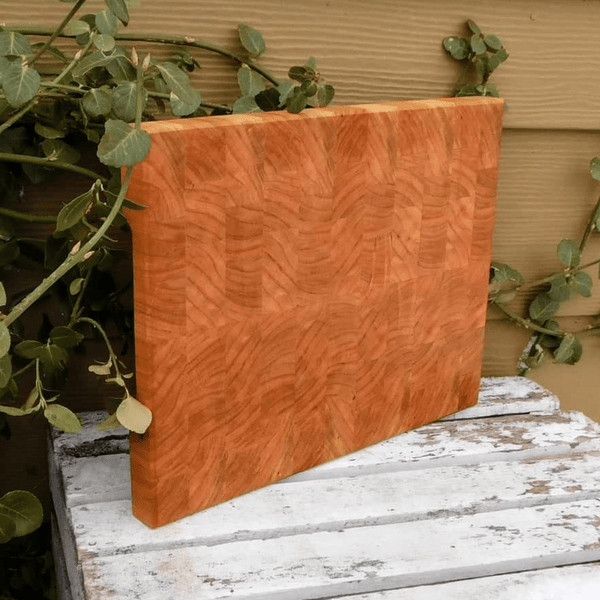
[
  {"xmin": 444, "ymin": 21, "xmax": 600, "ymax": 375},
  {"xmin": 0, "ymin": 0, "xmax": 335, "ymax": 542},
  {"xmin": 443, "ymin": 19, "xmax": 508, "ymax": 97},
  {"xmin": 488, "ymin": 156, "xmax": 600, "ymax": 375},
  {"xmin": 0, "ymin": 519, "xmax": 56, "ymax": 599}
]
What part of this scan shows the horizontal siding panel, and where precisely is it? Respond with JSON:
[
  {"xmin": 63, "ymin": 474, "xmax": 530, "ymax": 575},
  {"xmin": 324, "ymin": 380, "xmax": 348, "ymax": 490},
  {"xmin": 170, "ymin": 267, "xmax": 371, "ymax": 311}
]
[
  {"xmin": 492, "ymin": 129, "xmax": 600, "ymax": 318},
  {"xmin": 7, "ymin": 0, "xmax": 600, "ymax": 129}
]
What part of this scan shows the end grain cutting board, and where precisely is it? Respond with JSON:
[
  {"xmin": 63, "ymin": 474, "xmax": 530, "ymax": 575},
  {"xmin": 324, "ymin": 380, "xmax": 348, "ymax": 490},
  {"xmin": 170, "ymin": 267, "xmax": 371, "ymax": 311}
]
[{"xmin": 125, "ymin": 96, "xmax": 504, "ymax": 528}]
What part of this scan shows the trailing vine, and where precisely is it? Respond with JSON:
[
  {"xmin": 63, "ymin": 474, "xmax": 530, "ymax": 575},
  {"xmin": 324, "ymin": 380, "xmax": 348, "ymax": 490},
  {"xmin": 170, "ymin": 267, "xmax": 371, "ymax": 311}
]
[
  {"xmin": 0, "ymin": 0, "xmax": 334, "ymax": 552},
  {"xmin": 444, "ymin": 20, "xmax": 600, "ymax": 375}
]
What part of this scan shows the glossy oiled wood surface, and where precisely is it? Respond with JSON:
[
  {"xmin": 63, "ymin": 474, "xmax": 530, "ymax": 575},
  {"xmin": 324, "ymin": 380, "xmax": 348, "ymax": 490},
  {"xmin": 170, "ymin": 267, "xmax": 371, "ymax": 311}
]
[{"xmin": 125, "ymin": 96, "xmax": 504, "ymax": 527}]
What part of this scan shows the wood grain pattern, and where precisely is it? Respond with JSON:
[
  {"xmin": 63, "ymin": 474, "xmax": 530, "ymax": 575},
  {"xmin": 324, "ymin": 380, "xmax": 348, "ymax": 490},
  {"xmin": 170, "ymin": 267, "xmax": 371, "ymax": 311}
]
[{"xmin": 125, "ymin": 96, "xmax": 503, "ymax": 527}]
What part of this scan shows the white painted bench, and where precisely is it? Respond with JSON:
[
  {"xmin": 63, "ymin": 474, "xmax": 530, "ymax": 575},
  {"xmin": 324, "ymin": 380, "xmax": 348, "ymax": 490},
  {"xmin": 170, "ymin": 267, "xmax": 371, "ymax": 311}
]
[{"xmin": 49, "ymin": 376, "xmax": 600, "ymax": 599}]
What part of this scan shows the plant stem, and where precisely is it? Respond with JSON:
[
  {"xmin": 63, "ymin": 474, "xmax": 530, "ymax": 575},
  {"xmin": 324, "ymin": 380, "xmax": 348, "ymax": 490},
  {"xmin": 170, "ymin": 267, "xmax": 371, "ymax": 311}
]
[
  {"xmin": 579, "ymin": 192, "xmax": 600, "ymax": 252},
  {"xmin": 0, "ymin": 152, "xmax": 108, "ymax": 183},
  {"xmin": 0, "ymin": 99, "xmax": 38, "ymax": 137},
  {"xmin": 492, "ymin": 302, "xmax": 564, "ymax": 337},
  {"xmin": 12, "ymin": 360, "xmax": 36, "ymax": 380},
  {"xmin": 28, "ymin": 0, "xmax": 89, "ymax": 67},
  {"xmin": 0, "ymin": 208, "xmax": 56, "ymax": 223},
  {"xmin": 147, "ymin": 91, "xmax": 231, "ymax": 112},
  {"xmin": 510, "ymin": 257, "xmax": 600, "ymax": 294},
  {"xmin": 2, "ymin": 168, "xmax": 133, "ymax": 328},
  {"xmin": 53, "ymin": 36, "xmax": 94, "ymax": 86},
  {"xmin": 68, "ymin": 269, "xmax": 92, "ymax": 328},
  {"xmin": 14, "ymin": 27, "xmax": 281, "ymax": 87}
]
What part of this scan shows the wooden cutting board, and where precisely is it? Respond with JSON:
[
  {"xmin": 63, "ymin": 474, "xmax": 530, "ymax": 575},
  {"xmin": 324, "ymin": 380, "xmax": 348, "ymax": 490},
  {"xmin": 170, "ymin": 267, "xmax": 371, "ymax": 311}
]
[{"xmin": 125, "ymin": 96, "xmax": 504, "ymax": 528}]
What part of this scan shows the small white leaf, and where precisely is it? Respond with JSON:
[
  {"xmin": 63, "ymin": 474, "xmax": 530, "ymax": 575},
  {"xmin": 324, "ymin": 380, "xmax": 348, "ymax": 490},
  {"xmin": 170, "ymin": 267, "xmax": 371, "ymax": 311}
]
[{"xmin": 116, "ymin": 396, "xmax": 152, "ymax": 434}]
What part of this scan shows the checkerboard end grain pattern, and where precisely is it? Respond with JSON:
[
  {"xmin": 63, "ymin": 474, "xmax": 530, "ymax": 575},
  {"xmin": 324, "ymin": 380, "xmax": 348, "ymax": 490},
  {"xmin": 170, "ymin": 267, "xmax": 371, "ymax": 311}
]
[{"xmin": 125, "ymin": 97, "xmax": 504, "ymax": 528}]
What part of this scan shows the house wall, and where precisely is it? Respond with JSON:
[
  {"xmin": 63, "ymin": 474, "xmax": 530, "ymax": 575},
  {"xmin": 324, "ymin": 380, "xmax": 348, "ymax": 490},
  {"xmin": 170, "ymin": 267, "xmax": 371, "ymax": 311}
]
[{"xmin": 2, "ymin": 1, "xmax": 600, "ymax": 504}]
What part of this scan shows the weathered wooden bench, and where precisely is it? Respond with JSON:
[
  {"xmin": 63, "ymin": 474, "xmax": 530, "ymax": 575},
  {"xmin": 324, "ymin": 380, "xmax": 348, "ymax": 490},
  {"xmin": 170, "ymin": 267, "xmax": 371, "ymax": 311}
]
[{"xmin": 49, "ymin": 376, "xmax": 600, "ymax": 599}]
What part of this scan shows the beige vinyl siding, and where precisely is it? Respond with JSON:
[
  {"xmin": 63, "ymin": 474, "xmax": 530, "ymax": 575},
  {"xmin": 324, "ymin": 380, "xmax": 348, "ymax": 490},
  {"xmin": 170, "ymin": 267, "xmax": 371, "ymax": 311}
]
[{"xmin": 2, "ymin": 0, "xmax": 600, "ymax": 423}]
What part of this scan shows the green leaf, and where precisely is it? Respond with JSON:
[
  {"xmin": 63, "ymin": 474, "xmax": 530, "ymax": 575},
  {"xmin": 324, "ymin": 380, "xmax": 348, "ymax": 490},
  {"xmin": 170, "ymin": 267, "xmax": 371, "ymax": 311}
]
[
  {"xmin": 300, "ymin": 79, "xmax": 318, "ymax": 97},
  {"xmin": 96, "ymin": 9, "xmax": 119, "ymax": 36},
  {"xmin": 55, "ymin": 189, "xmax": 93, "ymax": 232},
  {"xmin": 470, "ymin": 34, "xmax": 487, "ymax": 55},
  {"xmin": 254, "ymin": 87, "xmax": 280, "ymax": 112},
  {"xmin": 116, "ymin": 395, "xmax": 152, "ymax": 434},
  {"xmin": 0, "ymin": 282, "xmax": 5, "ymax": 306},
  {"xmin": 317, "ymin": 84, "xmax": 335, "ymax": 107},
  {"xmin": 106, "ymin": 50, "xmax": 136, "ymax": 81},
  {"xmin": 88, "ymin": 362, "xmax": 112, "ymax": 375},
  {"xmin": 0, "ymin": 512, "xmax": 16, "ymax": 544},
  {"xmin": 539, "ymin": 320, "xmax": 561, "ymax": 349},
  {"xmin": 97, "ymin": 119, "xmax": 151, "ymax": 167},
  {"xmin": 0, "ymin": 321, "xmax": 10, "ymax": 358},
  {"xmin": 92, "ymin": 32, "xmax": 115, "ymax": 53},
  {"xmin": 573, "ymin": 271, "xmax": 593, "ymax": 297},
  {"xmin": 589, "ymin": 157, "xmax": 600, "ymax": 182},
  {"xmin": 490, "ymin": 263, "xmax": 523, "ymax": 284},
  {"xmin": 156, "ymin": 62, "xmax": 196, "ymax": 105},
  {"xmin": 467, "ymin": 19, "xmax": 482, "ymax": 34},
  {"xmin": 82, "ymin": 87, "xmax": 112, "ymax": 117},
  {"xmin": 237, "ymin": 65, "xmax": 266, "ymax": 97},
  {"xmin": 304, "ymin": 56, "xmax": 318, "ymax": 71},
  {"xmin": 50, "ymin": 326, "xmax": 84, "ymax": 352},
  {"xmin": 232, "ymin": 95, "xmax": 262, "ymax": 114},
  {"xmin": 34, "ymin": 122, "xmax": 65, "ymax": 139},
  {"xmin": 238, "ymin": 23, "xmax": 266, "ymax": 56},
  {"xmin": 170, "ymin": 90, "xmax": 201, "ymax": 117},
  {"xmin": 104, "ymin": 189, "xmax": 146, "ymax": 211},
  {"xmin": 529, "ymin": 292, "xmax": 560, "ymax": 322},
  {"xmin": 548, "ymin": 274, "xmax": 573, "ymax": 302},
  {"xmin": 557, "ymin": 239, "xmax": 580, "ymax": 268},
  {"xmin": 0, "ymin": 491, "xmax": 43, "ymax": 538},
  {"xmin": 2, "ymin": 62, "xmax": 41, "ymax": 107},
  {"xmin": 62, "ymin": 20, "xmax": 90, "ymax": 36},
  {"xmin": 0, "ymin": 31, "xmax": 32, "ymax": 57},
  {"xmin": 13, "ymin": 340, "xmax": 44, "ymax": 360},
  {"xmin": 98, "ymin": 411, "xmax": 123, "ymax": 431},
  {"xmin": 105, "ymin": 0, "xmax": 130, "ymax": 25},
  {"xmin": 0, "ymin": 404, "xmax": 34, "ymax": 417},
  {"xmin": 277, "ymin": 81, "xmax": 294, "ymax": 106},
  {"xmin": 69, "ymin": 278, "xmax": 85, "ymax": 295},
  {"xmin": 0, "ymin": 216, "xmax": 15, "ymax": 242},
  {"xmin": 482, "ymin": 82, "xmax": 500, "ymax": 97},
  {"xmin": 44, "ymin": 404, "xmax": 82, "ymax": 433},
  {"xmin": 286, "ymin": 87, "xmax": 308, "ymax": 114},
  {"xmin": 42, "ymin": 139, "xmax": 81, "ymax": 164},
  {"xmin": 0, "ymin": 240, "xmax": 20, "ymax": 267},
  {"xmin": 484, "ymin": 34, "xmax": 503, "ymax": 50},
  {"xmin": 73, "ymin": 49, "xmax": 125, "ymax": 78},
  {"xmin": 0, "ymin": 353, "xmax": 11, "ymax": 388},
  {"xmin": 493, "ymin": 289, "xmax": 518, "ymax": 303},
  {"xmin": 443, "ymin": 36, "xmax": 469, "ymax": 60},
  {"xmin": 288, "ymin": 65, "xmax": 309, "ymax": 82},
  {"xmin": 111, "ymin": 81, "xmax": 145, "ymax": 122},
  {"xmin": 553, "ymin": 333, "xmax": 583, "ymax": 365},
  {"xmin": 37, "ymin": 344, "xmax": 69, "ymax": 373}
]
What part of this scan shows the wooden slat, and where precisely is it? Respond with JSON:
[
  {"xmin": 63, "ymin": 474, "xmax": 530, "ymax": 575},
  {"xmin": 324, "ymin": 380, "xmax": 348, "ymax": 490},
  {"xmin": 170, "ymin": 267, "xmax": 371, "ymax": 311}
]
[
  {"xmin": 11, "ymin": 0, "xmax": 600, "ymax": 130},
  {"xmin": 124, "ymin": 97, "xmax": 503, "ymax": 527},
  {"xmin": 80, "ymin": 498, "xmax": 600, "ymax": 600},
  {"xmin": 53, "ymin": 409, "xmax": 600, "ymax": 508},
  {"xmin": 334, "ymin": 563, "xmax": 600, "ymax": 600},
  {"xmin": 69, "ymin": 450, "xmax": 600, "ymax": 558},
  {"xmin": 441, "ymin": 375, "xmax": 559, "ymax": 419}
]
